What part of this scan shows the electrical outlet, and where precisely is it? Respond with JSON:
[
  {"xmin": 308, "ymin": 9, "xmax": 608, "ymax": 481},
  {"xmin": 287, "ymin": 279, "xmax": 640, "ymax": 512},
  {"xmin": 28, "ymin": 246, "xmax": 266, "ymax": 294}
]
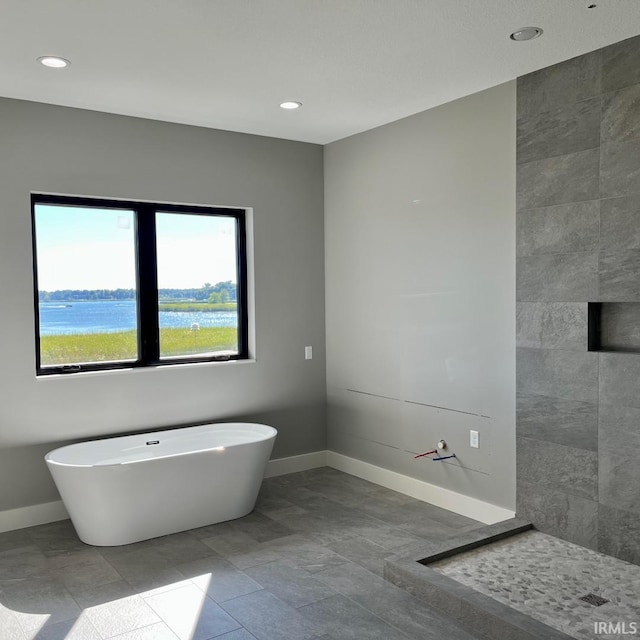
[
  {"xmin": 470, "ymin": 430, "xmax": 479, "ymax": 448},
  {"xmin": 305, "ymin": 346, "xmax": 313, "ymax": 360}
]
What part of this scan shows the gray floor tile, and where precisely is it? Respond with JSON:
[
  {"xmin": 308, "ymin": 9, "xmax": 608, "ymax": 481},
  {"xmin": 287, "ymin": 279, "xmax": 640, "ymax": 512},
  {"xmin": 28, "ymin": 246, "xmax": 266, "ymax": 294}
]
[
  {"xmin": 215, "ymin": 630, "xmax": 258, "ymax": 640},
  {"xmin": 122, "ymin": 567, "xmax": 190, "ymax": 595},
  {"xmin": 365, "ymin": 502, "xmax": 477, "ymax": 540},
  {"xmin": 83, "ymin": 594, "xmax": 161, "ymax": 638},
  {"xmin": 325, "ymin": 535, "xmax": 390, "ymax": 576},
  {"xmin": 0, "ymin": 603, "xmax": 27, "ymax": 639},
  {"xmin": 230, "ymin": 511, "xmax": 294, "ymax": 543},
  {"xmin": 253, "ymin": 491, "xmax": 302, "ymax": 519},
  {"xmin": 244, "ymin": 559, "xmax": 336, "ymax": 608},
  {"xmin": 271, "ymin": 511, "xmax": 358, "ymax": 547},
  {"xmin": 26, "ymin": 520, "xmax": 87, "ymax": 556},
  {"xmin": 264, "ymin": 534, "xmax": 349, "ymax": 574},
  {"xmin": 31, "ymin": 615, "xmax": 102, "ymax": 640},
  {"xmin": 98, "ymin": 540, "xmax": 192, "ymax": 592},
  {"xmin": 200, "ymin": 530, "xmax": 282, "ymax": 570},
  {"xmin": 70, "ymin": 579, "xmax": 137, "ymax": 610},
  {"xmin": 0, "ymin": 468, "xmax": 491, "ymax": 640},
  {"xmin": 177, "ymin": 555, "xmax": 263, "ymax": 603},
  {"xmin": 0, "ymin": 529, "xmax": 37, "ymax": 553},
  {"xmin": 46, "ymin": 549, "xmax": 122, "ymax": 592},
  {"xmin": 104, "ymin": 622, "xmax": 180, "ymax": 639},
  {"xmin": 1, "ymin": 578, "xmax": 81, "ymax": 631},
  {"xmin": 220, "ymin": 590, "xmax": 323, "ymax": 640},
  {"xmin": 0, "ymin": 545, "xmax": 49, "ymax": 580},
  {"xmin": 314, "ymin": 561, "xmax": 478, "ymax": 640},
  {"xmin": 298, "ymin": 594, "xmax": 411, "ymax": 640},
  {"xmin": 145, "ymin": 583, "xmax": 242, "ymax": 639},
  {"xmin": 100, "ymin": 533, "xmax": 211, "ymax": 570}
]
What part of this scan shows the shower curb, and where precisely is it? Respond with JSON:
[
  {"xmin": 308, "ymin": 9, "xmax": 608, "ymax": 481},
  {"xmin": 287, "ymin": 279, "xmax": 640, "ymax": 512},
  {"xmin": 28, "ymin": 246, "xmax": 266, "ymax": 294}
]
[{"xmin": 384, "ymin": 517, "xmax": 574, "ymax": 640}]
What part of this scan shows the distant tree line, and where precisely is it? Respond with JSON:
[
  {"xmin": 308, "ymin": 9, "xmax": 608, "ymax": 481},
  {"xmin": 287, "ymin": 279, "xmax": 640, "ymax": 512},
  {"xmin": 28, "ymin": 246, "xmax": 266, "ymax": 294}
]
[{"xmin": 39, "ymin": 281, "xmax": 237, "ymax": 303}]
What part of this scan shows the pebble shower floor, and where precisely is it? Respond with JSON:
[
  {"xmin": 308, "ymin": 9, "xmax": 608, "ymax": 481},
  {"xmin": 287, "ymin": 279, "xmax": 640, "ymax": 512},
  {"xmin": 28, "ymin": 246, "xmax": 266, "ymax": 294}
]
[{"xmin": 431, "ymin": 530, "xmax": 640, "ymax": 640}]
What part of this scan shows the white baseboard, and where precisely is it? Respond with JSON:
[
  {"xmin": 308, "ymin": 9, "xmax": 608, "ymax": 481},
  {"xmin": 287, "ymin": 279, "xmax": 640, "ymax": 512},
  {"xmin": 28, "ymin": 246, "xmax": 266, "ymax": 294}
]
[
  {"xmin": 265, "ymin": 450, "xmax": 328, "ymax": 478},
  {"xmin": 0, "ymin": 500, "xmax": 68, "ymax": 534},
  {"xmin": 326, "ymin": 451, "xmax": 515, "ymax": 525},
  {"xmin": 0, "ymin": 450, "xmax": 513, "ymax": 533}
]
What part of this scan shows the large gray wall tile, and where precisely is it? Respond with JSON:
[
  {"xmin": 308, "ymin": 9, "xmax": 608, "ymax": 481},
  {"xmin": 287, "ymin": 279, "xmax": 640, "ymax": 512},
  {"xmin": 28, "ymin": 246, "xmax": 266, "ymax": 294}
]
[
  {"xmin": 599, "ymin": 352, "xmax": 640, "ymax": 408},
  {"xmin": 517, "ymin": 97, "xmax": 600, "ymax": 165},
  {"xmin": 598, "ymin": 504, "xmax": 640, "ymax": 565},
  {"xmin": 516, "ymin": 481, "xmax": 598, "ymax": 550},
  {"xmin": 599, "ymin": 250, "xmax": 640, "ymax": 301},
  {"xmin": 517, "ymin": 201, "xmax": 599, "ymax": 257},
  {"xmin": 600, "ymin": 194, "xmax": 640, "ymax": 253},
  {"xmin": 517, "ymin": 437, "xmax": 598, "ymax": 500},
  {"xmin": 516, "ymin": 303, "xmax": 588, "ymax": 350},
  {"xmin": 599, "ymin": 302, "xmax": 640, "ymax": 350},
  {"xmin": 599, "ymin": 403, "xmax": 640, "ymax": 451},
  {"xmin": 602, "ymin": 34, "xmax": 640, "ymax": 93},
  {"xmin": 518, "ymin": 50, "xmax": 601, "ymax": 119},
  {"xmin": 517, "ymin": 393, "xmax": 597, "ymax": 451},
  {"xmin": 517, "ymin": 348, "xmax": 598, "ymax": 403},
  {"xmin": 517, "ymin": 253, "xmax": 598, "ymax": 302},
  {"xmin": 517, "ymin": 149, "xmax": 600, "ymax": 210},
  {"xmin": 598, "ymin": 401, "xmax": 640, "ymax": 519},
  {"xmin": 601, "ymin": 141, "xmax": 640, "ymax": 198},
  {"xmin": 602, "ymin": 83, "xmax": 640, "ymax": 143},
  {"xmin": 599, "ymin": 451, "xmax": 640, "ymax": 514},
  {"xmin": 516, "ymin": 35, "xmax": 640, "ymax": 553}
]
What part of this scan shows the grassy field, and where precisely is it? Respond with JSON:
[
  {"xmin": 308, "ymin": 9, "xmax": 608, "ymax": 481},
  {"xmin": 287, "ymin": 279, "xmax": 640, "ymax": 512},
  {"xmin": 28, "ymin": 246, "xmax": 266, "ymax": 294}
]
[
  {"xmin": 158, "ymin": 302, "xmax": 237, "ymax": 313},
  {"xmin": 40, "ymin": 327, "xmax": 238, "ymax": 365}
]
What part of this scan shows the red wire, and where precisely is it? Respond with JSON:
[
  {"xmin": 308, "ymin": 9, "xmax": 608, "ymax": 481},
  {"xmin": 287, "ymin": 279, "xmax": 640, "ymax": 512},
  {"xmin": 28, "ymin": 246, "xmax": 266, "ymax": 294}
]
[{"xmin": 414, "ymin": 449, "xmax": 437, "ymax": 459}]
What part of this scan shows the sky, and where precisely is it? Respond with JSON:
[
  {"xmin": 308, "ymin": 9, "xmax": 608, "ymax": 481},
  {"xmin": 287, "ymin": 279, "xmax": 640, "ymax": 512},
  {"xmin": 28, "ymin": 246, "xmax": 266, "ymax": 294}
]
[{"xmin": 34, "ymin": 204, "xmax": 238, "ymax": 291}]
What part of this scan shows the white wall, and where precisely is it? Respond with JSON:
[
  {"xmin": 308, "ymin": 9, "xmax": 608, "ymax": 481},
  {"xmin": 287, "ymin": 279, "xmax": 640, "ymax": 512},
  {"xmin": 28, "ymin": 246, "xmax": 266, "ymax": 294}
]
[
  {"xmin": 324, "ymin": 82, "xmax": 516, "ymax": 509},
  {"xmin": 0, "ymin": 98, "xmax": 326, "ymax": 510}
]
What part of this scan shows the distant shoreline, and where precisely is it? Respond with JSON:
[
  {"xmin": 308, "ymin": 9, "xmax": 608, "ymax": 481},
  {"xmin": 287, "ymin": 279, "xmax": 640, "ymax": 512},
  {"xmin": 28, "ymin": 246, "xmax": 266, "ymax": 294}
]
[
  {"xmin": 42, "ymin": 300, "xmax": 237, "ymax": 313},
  {"xmin": 159, "ymin": 302, "xmax": 237, "ymax": 313}
]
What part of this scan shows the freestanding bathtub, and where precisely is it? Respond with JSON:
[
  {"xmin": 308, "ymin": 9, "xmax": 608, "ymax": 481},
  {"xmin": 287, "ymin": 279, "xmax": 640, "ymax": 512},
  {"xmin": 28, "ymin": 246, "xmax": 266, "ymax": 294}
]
[{"xmin": 45, "ymin": 422, "xmax": 277, "ymax": 546}]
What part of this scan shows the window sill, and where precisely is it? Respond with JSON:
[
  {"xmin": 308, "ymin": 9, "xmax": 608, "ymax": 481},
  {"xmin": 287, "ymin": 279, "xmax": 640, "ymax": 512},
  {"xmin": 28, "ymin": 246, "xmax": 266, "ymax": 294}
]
[{"xmin": 36, "ymin": 357, "xmax": 257, "ymax": 380}]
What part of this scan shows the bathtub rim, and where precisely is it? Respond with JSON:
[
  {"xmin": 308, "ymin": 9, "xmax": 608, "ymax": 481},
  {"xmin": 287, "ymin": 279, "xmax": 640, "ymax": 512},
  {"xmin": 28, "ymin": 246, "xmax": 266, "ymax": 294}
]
[{"xmin": 45, "ymin": 422, "xmax": 277, "ymax": 469}]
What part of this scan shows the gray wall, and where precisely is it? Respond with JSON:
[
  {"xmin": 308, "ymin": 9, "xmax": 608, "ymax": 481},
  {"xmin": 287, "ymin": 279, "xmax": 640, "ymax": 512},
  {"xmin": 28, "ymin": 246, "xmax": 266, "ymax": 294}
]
[
  {"xmin": 325, "ymin": 82, "xmax": 517, "ymax": 510},
  {"xmin": 0, "ymin": 98, "xmax": 326, "ymax": 511},
  {"xmin": 516, "ymin": 35, "xmax": 640, "ymax": 564}
]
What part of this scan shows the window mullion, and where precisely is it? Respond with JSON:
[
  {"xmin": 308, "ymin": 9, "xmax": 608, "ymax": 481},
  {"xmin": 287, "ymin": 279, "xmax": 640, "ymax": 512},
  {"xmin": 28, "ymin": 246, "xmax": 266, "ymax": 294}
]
[{"xmin": 136, "ymin": 205, "xmax": 160, "ymax": 364}]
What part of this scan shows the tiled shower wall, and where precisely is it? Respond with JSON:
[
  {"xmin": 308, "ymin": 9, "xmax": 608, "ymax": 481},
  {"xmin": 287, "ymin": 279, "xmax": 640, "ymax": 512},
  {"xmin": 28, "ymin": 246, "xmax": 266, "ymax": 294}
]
[{"xmin": 516, "ymin": 34, "xmax": 640, "ymax": 564}]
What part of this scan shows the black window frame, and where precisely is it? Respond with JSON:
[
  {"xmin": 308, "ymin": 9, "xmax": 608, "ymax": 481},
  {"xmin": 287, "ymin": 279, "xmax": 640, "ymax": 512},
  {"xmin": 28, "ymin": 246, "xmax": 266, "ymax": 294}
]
[{"xmin": 31, "ymin": 193, "xmax": 249, "ymax": 375}]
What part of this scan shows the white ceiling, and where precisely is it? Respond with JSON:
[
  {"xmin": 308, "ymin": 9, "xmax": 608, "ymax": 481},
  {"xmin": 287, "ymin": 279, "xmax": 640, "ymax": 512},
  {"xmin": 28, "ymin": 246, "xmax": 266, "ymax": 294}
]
[{"xmin": 2, "ymin": 0, "xmax": 640, "ymax": 144}]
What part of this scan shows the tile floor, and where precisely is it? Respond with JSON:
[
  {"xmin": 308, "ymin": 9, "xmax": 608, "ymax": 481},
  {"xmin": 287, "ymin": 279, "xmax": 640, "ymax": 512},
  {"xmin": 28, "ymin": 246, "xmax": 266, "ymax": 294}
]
[
  {"xmin": 0, "ymin": 467, "xmax": 484, "ymax": 640},
  {"xmin": 431, "ymin": 529, "xmax": 640, "ymax": 640}
]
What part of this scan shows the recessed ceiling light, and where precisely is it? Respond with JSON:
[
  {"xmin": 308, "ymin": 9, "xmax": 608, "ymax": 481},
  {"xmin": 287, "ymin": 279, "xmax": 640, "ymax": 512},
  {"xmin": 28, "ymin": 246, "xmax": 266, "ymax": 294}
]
[
  {"xmin": 280, "ymin": 101, "xmax": 302, "ymax": 110},
  {"xmin": 37, "ymin": 56, "xmax": 71, "ymax": 69},
  {"xmin": 509, "ymin": 27, "xmax": 543, "ymax": 42}
]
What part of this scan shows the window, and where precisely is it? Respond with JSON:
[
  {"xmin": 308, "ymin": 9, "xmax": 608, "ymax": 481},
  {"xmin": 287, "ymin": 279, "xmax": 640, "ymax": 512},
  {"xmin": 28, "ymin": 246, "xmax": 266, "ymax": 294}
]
[{"xmin": 31, "ymin": 194, "xmax": 248, "ymax": 375}]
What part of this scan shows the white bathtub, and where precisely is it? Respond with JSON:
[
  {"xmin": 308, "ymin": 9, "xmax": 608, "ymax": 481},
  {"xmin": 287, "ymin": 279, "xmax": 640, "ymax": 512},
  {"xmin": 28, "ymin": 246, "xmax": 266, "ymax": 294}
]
[{"xmin": 45, "ymin": 422, "xmax": 277, "ymax": 546}]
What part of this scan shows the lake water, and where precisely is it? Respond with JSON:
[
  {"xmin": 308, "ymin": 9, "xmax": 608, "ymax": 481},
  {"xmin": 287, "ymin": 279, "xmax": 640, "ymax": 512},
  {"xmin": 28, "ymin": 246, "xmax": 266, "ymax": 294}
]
[{"xmin": 39, "ymin": 300, "xmax": 237, "ymax": 336}]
